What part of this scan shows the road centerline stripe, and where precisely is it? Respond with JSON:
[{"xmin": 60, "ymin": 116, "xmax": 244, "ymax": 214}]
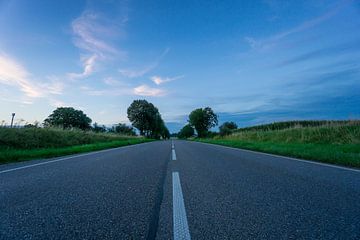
[
  {"xmin": 172, "ymin": 172, "xmax": 191, "ymax": 240},
  {"xmin": 172, "ymin": 149, "xmax": 177, "ymax": 161}
]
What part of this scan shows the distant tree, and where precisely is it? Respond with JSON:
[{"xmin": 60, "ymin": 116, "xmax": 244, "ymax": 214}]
[
  {"xmin": 113, "ymin": 123, "xmax": 136, "ymax": 136},
  {"xmin": 93, "ymin": 122, "xmax": 107, "ymax": 133},
  {"xmin": 170, "ymin": 133, "xmax": 178, "ymax": 138},
  {"xmin": 151, "ymin": 113, "xmax": 170, "ymax": 139},
  {"xmin": 219, "ymin": 121, "xmax": 238, "ymax": 136},
  {"xmin": 188, "ymin": 107, "xmax": 218, "ymax": 137},
  {"xmin": 24, "ymin": 121, "xmax": 40, "ymax": 128},
  {"xmin": 127, "ymin": 100, "xmax": 169, "ymax": 139},
  {"xmin": 178, "ymin": 124, "xmax": 194, "ymax": 139},
  {"xmin": 44, "ymin": 107, "xmax": 92, "ymax": 130},
  {"xmin": 162, "ymin": 127, "xmax": 170, "ymax": 139}
]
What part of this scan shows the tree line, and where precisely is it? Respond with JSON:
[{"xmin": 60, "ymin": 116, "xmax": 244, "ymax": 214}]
[
  {"xmin": 26, "ymin": 101, "xmax": 238, "ymax": 139},
  {"xmin": 177, "ymin": 107, "xmax": 238, "ymax": 138},
  {"xmin": 42, "ymin": 100, "xmax": 170, "ymax": 139}
]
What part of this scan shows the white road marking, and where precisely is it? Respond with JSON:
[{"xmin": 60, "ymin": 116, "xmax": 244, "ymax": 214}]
[
  {"xmin": 0, "ymin": 142, "xmax": 152, "ymax": 174},
  {"xmin": 172, "ymin": 149, "xmax": 177, "ymax": 161},
  {"xmin": 196, "ymin": 141, "xmax": 360, "ymax": 173},
  {"xmin": 172, "ymin": 172, "xmax": 191, "ymax": 240}
]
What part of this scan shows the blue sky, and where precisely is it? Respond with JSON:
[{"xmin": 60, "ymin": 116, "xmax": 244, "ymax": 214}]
[{"xmin": 0, "ymin": 0, "xmax": 359, "ymax": 132}]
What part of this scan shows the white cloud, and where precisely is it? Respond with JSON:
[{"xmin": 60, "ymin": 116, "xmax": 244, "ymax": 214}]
[
  {"xmin": 68, "ymin": 54, "xmax": 98, "ymax": 79},
  {"xmin": 150, "ymin": 75, "xmax": 184, "ymax": 85},
  {"xmin": 69, "ymin": 10, "xmax": 126, "ymax": 78},
  {"xmin": 103, "ymin": 77, "xmax": 126, "ymax": 87},
  {"xmin": 42, "ymin": 76, "xmax": 65, "ymax": 95},
  {"xmin": 71, "ymin": 11, "xmax": 119, "ymax": 56},
  {"xmin": 119, "ymin": 63, "xmax": 157, "ymax": 78},
  {"xmin": 118, "ymin": 48, "xmax": 170, "ymax": 78},
  {"xmin": 245, "ymin": 1, "xmax": 349, "ymax": 50},
  {"xmin": 133, "ymin": 84, "xmax": 166, "ymax": 97},
  {"xmin": 0, "ymin": 53, "xmax": 65, "ymax": 99}
]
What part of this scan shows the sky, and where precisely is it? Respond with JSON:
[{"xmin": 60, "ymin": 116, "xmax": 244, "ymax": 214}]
[{"xmin": 0, "ymin": 0, "xmax": 359, "ymax": 133}]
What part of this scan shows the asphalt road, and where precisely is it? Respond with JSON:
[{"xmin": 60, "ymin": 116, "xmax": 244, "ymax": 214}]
[{"xmin": 1, "ymin": 140, "xmax": 359, "ymax": 239}]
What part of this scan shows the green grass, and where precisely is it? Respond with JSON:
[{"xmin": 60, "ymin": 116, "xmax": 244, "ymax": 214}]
[
  {"xmin": 0, "ymin": 127, "xmax": 135, "ymax": 149},
  {"xmin": 234, "ymin": 120, "xmax": 360, "ymax": 132},
  {"xmin": 194, "ymin": 124, "xmax": 360, "ymax": 168},
  {"xmin": 0, "ymin": 128, "xmax": 153, "ymax": 164}
]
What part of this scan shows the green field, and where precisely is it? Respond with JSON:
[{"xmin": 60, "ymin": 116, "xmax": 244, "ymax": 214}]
[
  {"xmin": 195, "ymin": 121, "xmax": 360, "ymax": 168},
  {"xmin": 0, "ymin": 128, "xmax": 152, "ymax": 164}
]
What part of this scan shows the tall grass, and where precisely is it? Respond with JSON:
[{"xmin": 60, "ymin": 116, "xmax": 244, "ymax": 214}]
[
  {"xmin": 234, "ymin": 120, "xmax": 360, "ymax": 132},
  {"xmin": 196, "ymin": 122, "xmax": 360, "ymax": 168},
  {"xmin": 0, "ymin": 127, "xmax": 151, "ymax": 164},
  {"xmin": 0, "ymin": 127, "xmax": 134, "ymax": 150},
  {"xmin": 225, "ymin": 125, "xmax": 360, "ymax": 145}
]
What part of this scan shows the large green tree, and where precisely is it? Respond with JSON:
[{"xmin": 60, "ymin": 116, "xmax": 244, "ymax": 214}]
[
  {"xmin": 44, "ymin": 107, "xmax": 92, "ymax": 130},
  {"xmin": 127, "ymin": 100, "xmax": 169, "ymax": 139},
  {"xmin": 188, "ymin": 107, "xmax": 218, "ymax": 137},
  {"xmin": 178, "ymin": 124, "xmax": 194, "ymax": 139}
]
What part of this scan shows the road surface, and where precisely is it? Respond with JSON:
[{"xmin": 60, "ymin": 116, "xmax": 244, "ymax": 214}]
[{"xmin": 1, "ymin": 140, "xmax": 359, "ymax": 239}]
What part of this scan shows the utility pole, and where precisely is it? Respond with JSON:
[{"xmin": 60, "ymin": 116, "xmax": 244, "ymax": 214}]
[{"xmin": 10, "ymin": 113, "xmax": 15, "ymax": 128}]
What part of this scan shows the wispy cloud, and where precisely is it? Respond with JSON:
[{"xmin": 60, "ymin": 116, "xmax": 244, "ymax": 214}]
[
  {"xmin": 119, "ymin": 63, "xmax": 157, "ymax": 78},
  {"xmin": 133, "ymin": 84, "xmax": 166, "ymax": 97},
  {"xmin": 277, "ymin": 40, "xmax": 360, "ymax": 67},
  {"xmin": 0, "ymin": 53, "xmax": 41, "ymax": 97},
  {"xmin": 119, "ymin": 48, "xmax": 170, "ymax": 78},
  {"xmin": 68, "ymin": 54, "xmax": 98, "ymax": 79},
  {"xmin": 71, "ymin": 11, "xmax": 121, "ymax": 56},
  {"xmin": 69, "ymin": 10, "xmax": 126, "ymax": 79},
  {"xmin": 41, "ymin": 76, "xmax": 65, "ymax": 95},
  {"xmin": 103, "ymin": 77, "xmax": 126, "ymax": 87},
  {"xmin": 0, "ymin": 53, "xmax": 64, "ymax": 99},
  {"xmin": 245, "ymin": 0, "xmax": 350, "ymax": 50},
  {"xmin": 151, "ymin": 75, "xmax": 184, "ymax": 85}
]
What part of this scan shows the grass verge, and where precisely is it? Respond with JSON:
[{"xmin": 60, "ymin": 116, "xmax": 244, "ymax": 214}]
[
  {"xmin": 0, "ymin": 138, "xmax": 154, "ymax": 164},
  {"xmin": 195, "ymin": 139, "xmax": 360, "ymax": 168},
  {"xmin": 194, "ymin": 124, "xmax": 360, "ymax": 168}
]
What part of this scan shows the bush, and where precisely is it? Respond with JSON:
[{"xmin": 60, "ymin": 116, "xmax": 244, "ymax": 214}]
[{"xmin": 219, "ymin": 121, "xmax": 238, "ymax": 136}]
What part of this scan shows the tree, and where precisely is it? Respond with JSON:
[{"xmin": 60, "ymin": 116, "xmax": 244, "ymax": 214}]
[
  {"xmin": 219, "ymin": 121, "xmax": 238, "ymax": 136},
  {"xmin": 93, "ymin": 122, "xmax": 107, "ymax": 133},
  {"xmin": 44, "ymin": 107, "xmax": 92, "ymax": 130},
  {"xmin": 112, "ymin": 123, "xmax": 136, "ymax": 136},
  {"xmin": 178, "ymin": 124, "xmax": 194, "ymax": 139},
  {"xmin": 151, "ymin": 113, "xmax": 170, "ymax": 139},
  {"xmin": 188, "ymin": 107, "xmax": 218, "ymax": 137},
  {"xmin": 127, "ymin": 100, "xmax": 169, "ymax": 139}
]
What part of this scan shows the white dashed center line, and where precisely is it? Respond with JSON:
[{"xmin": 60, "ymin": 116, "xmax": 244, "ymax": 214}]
[
  {"xmin": 172, "ymin": 172, "xmax": 191, "ymax": 240},
  {"xmin": 172, "ymin": 149, "xmax": 177, "ymax": 161},
  {"xmin": 171, "ymin": 141, "xmax": 177, "ymax": 161}
]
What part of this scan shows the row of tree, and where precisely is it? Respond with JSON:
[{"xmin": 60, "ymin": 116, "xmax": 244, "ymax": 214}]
[
  {"xmin": 41, "ymin": 103, "xmax": 237, "ymax": 139},
  {"xmin": 177, "ymin": 107, "xmax": 238, "ymax": 138},
  {"xmin": 42, "ymin": 100, "xmax": 170, "ymax": 139}
]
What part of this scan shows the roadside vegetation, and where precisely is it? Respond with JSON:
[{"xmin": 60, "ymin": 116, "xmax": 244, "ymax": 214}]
[
  {"xmin": 198, "ymin": 122, "xmax": 360, "ymax": 168},
  {"xmin": 0, "ymin": 127, "xmax": 152, "ymax": 164},
  {"xmin": 0, "ymin": 99, "xmax": 169, "ymax": 164},
  {"xmin": 177, "ymin": 107, "xmax": 360, "ymax": 168}
]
